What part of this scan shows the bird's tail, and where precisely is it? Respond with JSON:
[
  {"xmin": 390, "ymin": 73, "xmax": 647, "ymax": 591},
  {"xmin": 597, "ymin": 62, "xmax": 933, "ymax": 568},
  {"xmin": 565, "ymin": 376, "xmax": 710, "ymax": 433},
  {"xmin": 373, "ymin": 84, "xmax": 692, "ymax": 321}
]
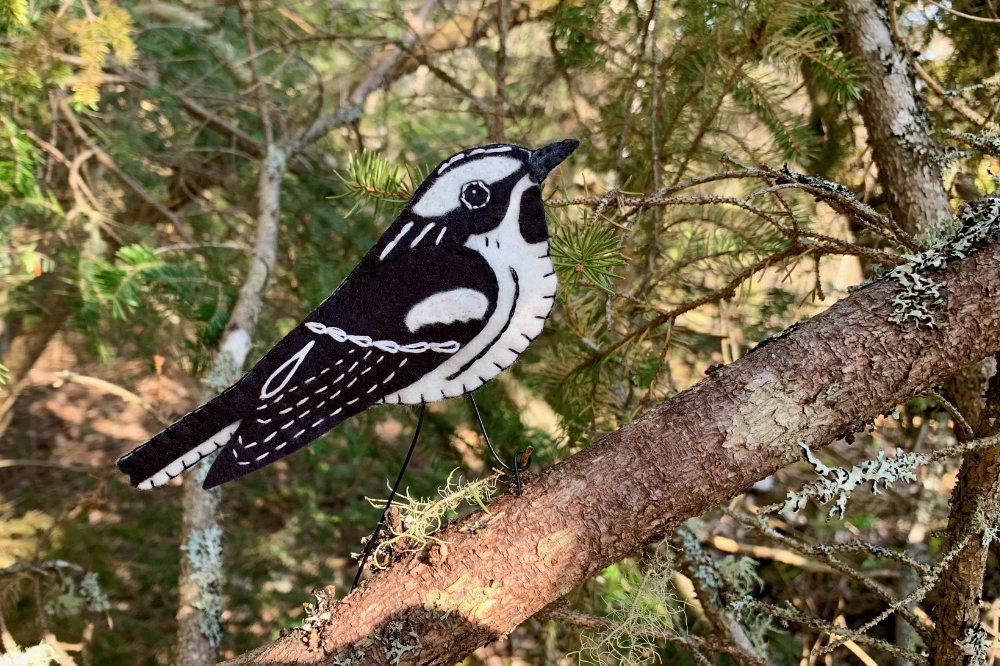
[{"xmin": 117, "ymin": 391, "xmax": 245, "ymax": 489}]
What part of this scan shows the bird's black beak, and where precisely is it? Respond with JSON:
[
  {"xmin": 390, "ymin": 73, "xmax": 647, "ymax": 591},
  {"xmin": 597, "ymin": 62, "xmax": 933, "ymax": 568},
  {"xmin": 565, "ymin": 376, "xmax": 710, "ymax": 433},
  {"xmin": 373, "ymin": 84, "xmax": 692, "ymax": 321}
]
[{"xmin": 529, "ymin": 138, "xmax": 580, "ymax": 183}]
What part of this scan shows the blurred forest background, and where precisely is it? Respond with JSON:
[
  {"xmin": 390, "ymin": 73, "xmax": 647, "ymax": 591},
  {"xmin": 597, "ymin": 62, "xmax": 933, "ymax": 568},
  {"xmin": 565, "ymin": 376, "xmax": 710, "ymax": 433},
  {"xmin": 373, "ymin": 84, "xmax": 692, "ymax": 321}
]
[{"xmin": 2, "ymin": 0, "xmax": 999, "ymax": 663}]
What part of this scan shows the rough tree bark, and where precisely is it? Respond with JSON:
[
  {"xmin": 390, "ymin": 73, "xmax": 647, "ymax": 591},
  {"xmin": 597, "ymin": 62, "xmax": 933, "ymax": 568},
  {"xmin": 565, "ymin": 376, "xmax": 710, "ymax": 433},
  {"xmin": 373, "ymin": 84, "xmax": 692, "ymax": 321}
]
[
  {"xmin": 220, "ymin": 206, "xmax": 1000, "ymax": 665},
  {"xmin": 839, "ymin": 1, "xmax": 999, "ymax": 662},
  {"xmin": 839, "ymin": 0, "xmax": 953, "ymax": 240}
]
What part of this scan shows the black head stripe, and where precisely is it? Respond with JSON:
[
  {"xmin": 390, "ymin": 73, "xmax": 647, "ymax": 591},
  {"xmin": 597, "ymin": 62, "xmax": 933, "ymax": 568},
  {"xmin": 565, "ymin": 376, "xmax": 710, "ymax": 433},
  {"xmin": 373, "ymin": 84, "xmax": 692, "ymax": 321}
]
[{"xmin": 518, "ymin": 185, "xmax": 547, "ymax": 243}]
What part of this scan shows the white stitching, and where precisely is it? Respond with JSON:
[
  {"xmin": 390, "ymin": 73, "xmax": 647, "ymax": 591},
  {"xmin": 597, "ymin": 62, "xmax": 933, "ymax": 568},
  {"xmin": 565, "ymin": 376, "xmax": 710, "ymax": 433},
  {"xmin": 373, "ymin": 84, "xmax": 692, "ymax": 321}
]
[
  {"xmin": 379, "ymin": 221, "xmax": 414, "ymax": 260},
  {"xmin": 304, "ymin": 321, "xmax": 460, "ymax": 354},
  {"xmin": 409, "ymin": 223, "xmax": 435, "ymax": 247}
]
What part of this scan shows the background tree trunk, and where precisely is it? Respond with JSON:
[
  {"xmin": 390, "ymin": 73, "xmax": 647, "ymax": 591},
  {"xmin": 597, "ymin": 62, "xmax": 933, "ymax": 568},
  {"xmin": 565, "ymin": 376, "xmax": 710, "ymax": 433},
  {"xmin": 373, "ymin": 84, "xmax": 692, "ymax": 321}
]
[
  {"xmin": 221, "ymin": 210, "xmax": 1000, "ymax": 666},
  {"xmin": 839, "ymin": 0, "xmax": 952, "ymax": 239},
  {"xmin": 839, "ymin": 1, "xmax": 999, "ymax": 662}
]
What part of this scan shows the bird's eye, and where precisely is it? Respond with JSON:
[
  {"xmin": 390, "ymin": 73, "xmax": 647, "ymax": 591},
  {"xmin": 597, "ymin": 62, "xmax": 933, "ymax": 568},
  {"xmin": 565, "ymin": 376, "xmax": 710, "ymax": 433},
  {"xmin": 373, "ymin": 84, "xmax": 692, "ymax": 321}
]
[{"xmin": 460, "ymin": 181, "xmax": 491, "ymax": 210}]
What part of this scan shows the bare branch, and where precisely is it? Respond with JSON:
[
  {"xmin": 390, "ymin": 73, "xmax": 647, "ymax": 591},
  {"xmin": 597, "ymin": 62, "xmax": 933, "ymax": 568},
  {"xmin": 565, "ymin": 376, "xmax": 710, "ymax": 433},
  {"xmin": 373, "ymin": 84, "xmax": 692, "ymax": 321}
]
[{"xmin": 56, "ymin": 96, "xmax": 196, "ymax": 244}]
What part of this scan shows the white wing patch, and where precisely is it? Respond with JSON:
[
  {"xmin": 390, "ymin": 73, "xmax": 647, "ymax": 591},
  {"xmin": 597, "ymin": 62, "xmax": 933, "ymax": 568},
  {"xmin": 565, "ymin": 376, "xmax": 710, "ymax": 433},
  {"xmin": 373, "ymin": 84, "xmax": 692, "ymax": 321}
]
[
  {"xmin": 260, "ymin": 341, "xmax": 315, "ymax": 400},
  {"xmin": 412, "ymin": 156, "xmax": 520, "ymax": 218},
  {"xmin": 405, "ymin": 288, "xmax": 489, "ymax": 333}
]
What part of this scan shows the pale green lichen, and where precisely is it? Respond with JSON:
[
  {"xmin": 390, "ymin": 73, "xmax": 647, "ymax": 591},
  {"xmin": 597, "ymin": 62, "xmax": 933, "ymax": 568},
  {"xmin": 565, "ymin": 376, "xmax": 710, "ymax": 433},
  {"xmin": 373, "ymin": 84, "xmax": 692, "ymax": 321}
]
[
  {"xmin": 574, "ymin": 550, "xmax": 687, "ymax": 666},
  {"xmin": 772, "ymin": 443, "xmax": 923, "ymax": 518},
  {"xmin": 957, "ymin": 624, "xmax": 990, "ymax": 666},
  {"xmin": 887, "ymin": 197, "xmax": 1000, "ymax": 328},
  {"xmin": 43, "ymin": 569, "xmax": 110, "ymax": 617},
  {"xmin": 79, "ymin": 571, "xmax": 111, "ymax": 613},
  {"xmin": 972, "ymin": 506, "xmax": 1000, "ymax": 549},
  {"xmin": 887, "ymin": 264, "xmax": 944, "ymax": 328},
  {"xmin": 717, "ymin": 555, "xmax": 764, "ymax": 596},
  {"xmin": 202, "ymin": 349, "xmax": 243, "ymax": 394},
  {"xmin": 383, "ymin": 621, "xmax": 421, "ymax": 665},
  {"xmin": 325, "ymin": 619, "xmax": 420, "ymax": 665},
  {"xmin": 181, "ymin": 525, "xmax": 224, "ymax": 647},
  {"xmin": 0, "ymin": 642, "xmax": 57, "ymax": 666},
  {"xmin": 365, "ymin": 470, "xmax": 500, "ymax": 569}
]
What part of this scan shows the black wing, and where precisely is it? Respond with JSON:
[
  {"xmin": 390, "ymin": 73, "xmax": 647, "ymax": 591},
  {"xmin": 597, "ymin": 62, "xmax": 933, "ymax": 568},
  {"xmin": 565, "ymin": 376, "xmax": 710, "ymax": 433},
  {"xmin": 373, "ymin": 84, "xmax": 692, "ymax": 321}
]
[{"xmin": 117, "ymin": 243, "xmax": 498, "ymax": 489}]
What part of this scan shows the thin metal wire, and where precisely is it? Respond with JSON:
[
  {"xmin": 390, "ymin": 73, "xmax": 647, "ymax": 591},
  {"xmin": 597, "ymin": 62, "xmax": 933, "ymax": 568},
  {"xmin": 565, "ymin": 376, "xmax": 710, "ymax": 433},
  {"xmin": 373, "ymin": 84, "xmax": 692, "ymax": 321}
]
[
  {"xmin": 352, "ymin": 403, "xmax": 425, "ymax": 590},
  {"xmin": 468, "ymin": 393, "xmax": 530, "ymax": 496}
]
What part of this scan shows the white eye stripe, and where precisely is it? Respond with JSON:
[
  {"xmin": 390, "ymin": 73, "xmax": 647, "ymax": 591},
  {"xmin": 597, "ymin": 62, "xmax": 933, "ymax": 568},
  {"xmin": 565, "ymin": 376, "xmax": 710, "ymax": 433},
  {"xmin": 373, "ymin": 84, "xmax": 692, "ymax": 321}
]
[
  {"xmin": 437, "ymin": 145, "xmax": 514, "ymax": 175},
  {"xmin": 413, "ymin": 156, "xmax": 520, "ymax": 218}
]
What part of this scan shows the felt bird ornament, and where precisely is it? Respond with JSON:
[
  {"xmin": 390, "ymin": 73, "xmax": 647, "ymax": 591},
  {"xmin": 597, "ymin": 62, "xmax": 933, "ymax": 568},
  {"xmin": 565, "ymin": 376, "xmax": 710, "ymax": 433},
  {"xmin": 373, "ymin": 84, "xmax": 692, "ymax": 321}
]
[{"xmin": 117, "ymin": 139, "xmax": 579, "ymax": 491}]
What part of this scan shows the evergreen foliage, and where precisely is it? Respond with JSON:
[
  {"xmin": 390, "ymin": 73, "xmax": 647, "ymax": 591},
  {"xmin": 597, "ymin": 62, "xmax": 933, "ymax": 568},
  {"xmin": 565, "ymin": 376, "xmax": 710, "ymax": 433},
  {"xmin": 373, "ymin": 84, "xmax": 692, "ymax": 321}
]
[{"xmin": 1, "ymin": 0, "xmax": 998, "ymax": 663}]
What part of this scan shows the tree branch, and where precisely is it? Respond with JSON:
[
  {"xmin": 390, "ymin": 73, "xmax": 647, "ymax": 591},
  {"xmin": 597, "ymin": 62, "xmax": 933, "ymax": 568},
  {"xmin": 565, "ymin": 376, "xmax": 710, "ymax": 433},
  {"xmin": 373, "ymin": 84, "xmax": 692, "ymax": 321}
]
[
  {"xmin": 288, "ymin": 0, "xmax": 439, "ymax": 153},
  {"xmin": 221, "ymin": 208, "xmax": 1000, "ymax": 665},
  {"xmin": 839, "ymin": 0, "xmax": 953, "ymax": 239},
  {"xmin": 56, "ymin": 96, "xmax": 196, "ymax": 244}
]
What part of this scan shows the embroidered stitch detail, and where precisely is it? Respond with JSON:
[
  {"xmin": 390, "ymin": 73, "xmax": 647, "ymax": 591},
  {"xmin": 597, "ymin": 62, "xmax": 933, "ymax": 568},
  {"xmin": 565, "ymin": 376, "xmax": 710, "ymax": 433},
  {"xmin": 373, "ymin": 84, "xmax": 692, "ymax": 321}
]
[
  {"xmin": 304, "ymin": 322, "xmax": 460, "ymax": 354},
  {"xmin": 379, "ymin": 221, "xmax": 414, "ymax": 260},
  {"xmin": 410, "ymin": 223, "xmax": 435, "ymax": 247}
]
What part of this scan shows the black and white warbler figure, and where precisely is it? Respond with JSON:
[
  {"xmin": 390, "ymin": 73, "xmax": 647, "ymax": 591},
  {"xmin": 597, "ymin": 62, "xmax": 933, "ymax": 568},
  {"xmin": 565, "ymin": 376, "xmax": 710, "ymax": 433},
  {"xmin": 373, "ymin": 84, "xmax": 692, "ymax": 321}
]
[{"xmin": 116, "ymin": 139, "xmax": 578, "ymax": 493}]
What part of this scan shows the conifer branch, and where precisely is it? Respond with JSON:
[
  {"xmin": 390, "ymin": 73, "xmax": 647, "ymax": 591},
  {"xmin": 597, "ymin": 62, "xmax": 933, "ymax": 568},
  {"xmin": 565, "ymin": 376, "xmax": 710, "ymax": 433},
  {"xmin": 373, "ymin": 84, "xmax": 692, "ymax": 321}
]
[{"xmin": 223, "ymin": 206, "xmax": 1000, "ymax": 666}]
